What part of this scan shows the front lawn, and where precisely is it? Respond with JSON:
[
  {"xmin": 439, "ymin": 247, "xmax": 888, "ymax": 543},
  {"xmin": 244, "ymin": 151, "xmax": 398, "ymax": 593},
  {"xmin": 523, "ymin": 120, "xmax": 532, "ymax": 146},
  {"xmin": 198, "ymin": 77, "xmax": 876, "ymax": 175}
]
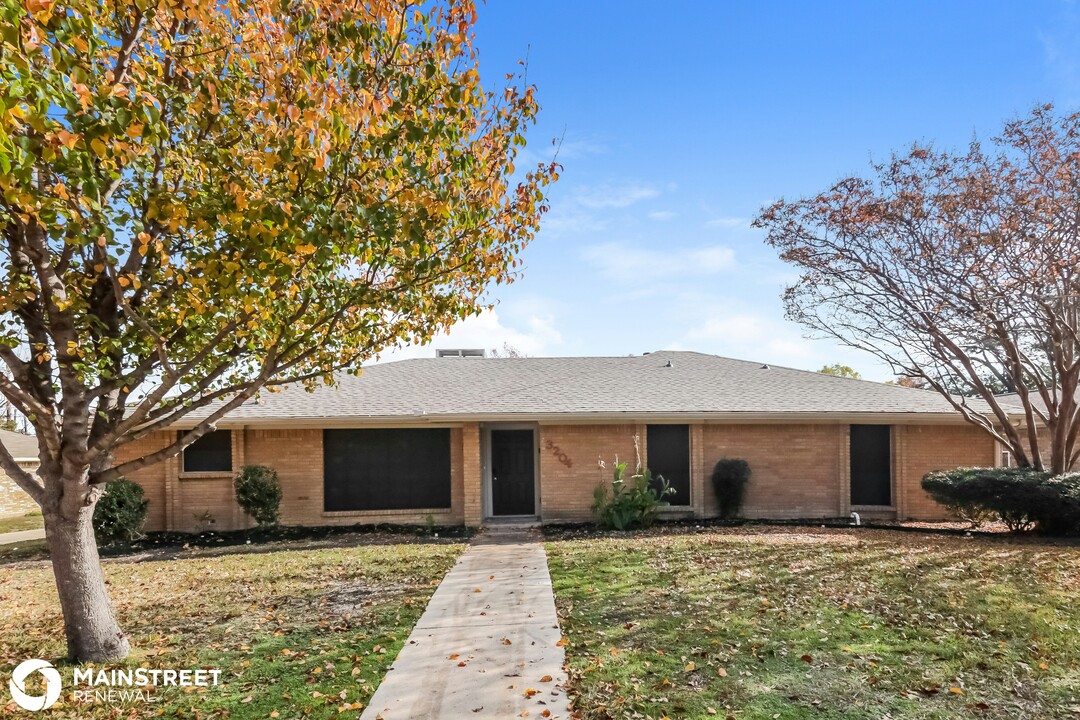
[
  {"xmin": 547, "ymin": 527, "xmax": 1080, "ymax": 720},
  {"xmin": 0, "ymin": 535, "xmax": 463, "ymax": 718}
]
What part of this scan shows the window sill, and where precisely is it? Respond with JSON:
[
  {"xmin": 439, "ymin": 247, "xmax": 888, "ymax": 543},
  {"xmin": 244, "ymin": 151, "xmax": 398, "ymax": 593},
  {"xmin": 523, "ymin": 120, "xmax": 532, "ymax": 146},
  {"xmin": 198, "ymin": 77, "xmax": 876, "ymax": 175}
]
[
  {"xmin": 179, "ymin": 471, "xmax": 234, "ymax": 481},
  {"xmin": 322, "ymin": 508, "xmax": 453, "ymax": 518}
]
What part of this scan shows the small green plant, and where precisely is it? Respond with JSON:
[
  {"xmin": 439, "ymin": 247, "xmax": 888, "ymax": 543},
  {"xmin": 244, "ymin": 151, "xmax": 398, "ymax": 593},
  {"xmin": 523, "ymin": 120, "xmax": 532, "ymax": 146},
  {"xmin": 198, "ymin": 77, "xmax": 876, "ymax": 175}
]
[
  {"xmin": 423, "ymin": 512, "xmax": 437, "ymax": 536},
  {"xmin": 234, "ymin": 465, "xmax": 283, "ymax": 528},
  {"xmin": 592, "ymin": 461, "xmax": 675, "ymax": 530},
  {"xmin": 93, "ymin": 478, "xmax": 149, "ymax": 543},
  {"xmin": 711, "ymin": 458, "xmax": 751, "ymax": 519}
]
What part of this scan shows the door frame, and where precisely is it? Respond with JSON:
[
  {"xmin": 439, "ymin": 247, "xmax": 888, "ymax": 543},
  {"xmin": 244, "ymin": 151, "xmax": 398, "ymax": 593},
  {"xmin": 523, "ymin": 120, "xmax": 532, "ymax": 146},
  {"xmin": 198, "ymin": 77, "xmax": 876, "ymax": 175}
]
[{"xmin": 481, "ymin": 422, "xmax": 540, "ymax": 519}]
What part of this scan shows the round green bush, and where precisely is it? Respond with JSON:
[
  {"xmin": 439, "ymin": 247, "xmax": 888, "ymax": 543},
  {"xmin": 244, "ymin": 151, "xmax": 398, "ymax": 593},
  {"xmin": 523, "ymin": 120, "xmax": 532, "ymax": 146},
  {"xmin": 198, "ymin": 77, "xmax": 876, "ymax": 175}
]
[
  {"xmin": 93, "ymin": 478, "xmax": 149, "ymax": 543},
  {"xmin": 234, "ymin": 465, "xmax": 282, "ymax": 528},
  {"xmin": 921, "ymin": 467, "xmax": 1080, "ymax": 535},
  {"xmin": 711, "ymin": 458, "xmax": 751, "ymax": 519}
]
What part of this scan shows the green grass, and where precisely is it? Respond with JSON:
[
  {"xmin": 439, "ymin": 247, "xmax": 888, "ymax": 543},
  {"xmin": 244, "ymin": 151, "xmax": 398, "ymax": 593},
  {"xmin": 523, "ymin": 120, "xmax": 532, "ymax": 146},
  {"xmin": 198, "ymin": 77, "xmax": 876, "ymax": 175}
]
[
  {"xmin": 547, "ymin": 527, "xmax": 1080, "ymax": 720},
  {"xmin": 0, "ymin": 536, "xmax": 463, "ymax": 718},
  {"xmin": 0, "ymin": 510, "xmax": 43, "ymax": 535}
]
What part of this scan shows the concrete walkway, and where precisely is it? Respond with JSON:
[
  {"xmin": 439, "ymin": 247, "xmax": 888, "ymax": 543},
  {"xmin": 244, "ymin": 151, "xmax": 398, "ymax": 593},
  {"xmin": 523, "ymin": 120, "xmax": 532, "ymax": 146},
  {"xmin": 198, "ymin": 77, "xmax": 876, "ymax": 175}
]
[
  {"xmin": 360, "ymin": 529, "xmax": 570, "ymax": 719},
  {"xmin": 0, "ymin": 528, "xmax": 45, "ymax": 545}
]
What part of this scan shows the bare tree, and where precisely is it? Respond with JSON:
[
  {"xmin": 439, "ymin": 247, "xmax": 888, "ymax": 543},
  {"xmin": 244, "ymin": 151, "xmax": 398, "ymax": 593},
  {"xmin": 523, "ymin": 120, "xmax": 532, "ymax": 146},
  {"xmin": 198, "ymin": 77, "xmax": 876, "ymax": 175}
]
[
  {"xmin": 489, "ymin": 343, "xmax": 529, "ymax": 358},
  {"xmin": 756, "ymin": 104, "xmax": 1080, "ymax": 474}
]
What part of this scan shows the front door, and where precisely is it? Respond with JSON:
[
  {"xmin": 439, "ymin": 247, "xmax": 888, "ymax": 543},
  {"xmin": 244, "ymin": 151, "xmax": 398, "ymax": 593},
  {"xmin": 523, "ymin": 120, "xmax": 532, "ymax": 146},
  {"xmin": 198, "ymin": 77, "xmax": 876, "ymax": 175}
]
[{"xmin": 491, "ymin": 429, "xmax": 536, "ymax": 516}]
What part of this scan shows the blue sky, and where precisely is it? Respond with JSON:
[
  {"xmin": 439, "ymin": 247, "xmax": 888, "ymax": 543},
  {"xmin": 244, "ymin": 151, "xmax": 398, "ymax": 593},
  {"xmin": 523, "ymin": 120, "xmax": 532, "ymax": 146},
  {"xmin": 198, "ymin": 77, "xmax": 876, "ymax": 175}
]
[{"xmin": 388, "ymin": 1, "xmax": 1080, "ymax": 380}]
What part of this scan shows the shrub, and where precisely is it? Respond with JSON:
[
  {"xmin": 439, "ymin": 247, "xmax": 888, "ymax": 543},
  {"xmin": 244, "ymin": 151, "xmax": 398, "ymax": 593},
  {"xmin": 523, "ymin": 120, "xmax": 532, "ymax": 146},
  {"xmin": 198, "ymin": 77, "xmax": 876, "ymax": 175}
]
[
  {"xmin": 711, "ymin": 458, "xmax": 751, "ymax": 519},
  {"xmin": 921, "ymin": 467, "xmax": 1080, "ymax": 534},
  {"xmin": 234, "ymin": 465, "xmax": 283, "ymax": 528},
  {"xmin": 93, "ymin": 478, "xmax": 149, "ymax": 543},
  {"xmin": 593, "ymin": 461, "xmax": 675, "ymax": 530}
]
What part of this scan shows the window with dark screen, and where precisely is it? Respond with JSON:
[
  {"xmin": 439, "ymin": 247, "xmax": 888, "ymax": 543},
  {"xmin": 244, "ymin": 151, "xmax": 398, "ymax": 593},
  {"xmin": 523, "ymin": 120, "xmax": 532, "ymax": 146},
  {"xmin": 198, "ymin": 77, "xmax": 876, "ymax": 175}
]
[
  {"xmin": 850, "ymin": 424, "xmax": 892, "ymax": 506},
  {"xmin": 646, "ymin": 424, "xmax": 691, "ymax": 505},
  {"xmin": 182, "ymin": 430, "xmax": 233, "ymax": 473},
  {"xmin": 323, "ymin": 428, "xmax": 452, "ymax": 511}
]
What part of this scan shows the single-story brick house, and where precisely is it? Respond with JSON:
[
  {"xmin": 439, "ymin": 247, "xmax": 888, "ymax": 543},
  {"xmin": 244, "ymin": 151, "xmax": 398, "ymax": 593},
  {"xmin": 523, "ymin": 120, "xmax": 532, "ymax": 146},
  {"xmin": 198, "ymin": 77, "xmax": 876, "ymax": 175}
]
[{"xmin": 119, "ymin": 351, "xmax": 1001, "ymax": 532}]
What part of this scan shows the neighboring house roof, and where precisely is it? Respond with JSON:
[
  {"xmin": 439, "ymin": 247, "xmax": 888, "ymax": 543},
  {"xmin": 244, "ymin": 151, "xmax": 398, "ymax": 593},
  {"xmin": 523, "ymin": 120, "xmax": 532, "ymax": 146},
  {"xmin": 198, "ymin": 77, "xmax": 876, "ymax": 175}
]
[
  {"xmin": 187, "ymin": 351, "xmax": 993, "ymax": 426},
  {"xmin": 996, "ymin": 392, "xmax": 1048, "ymax": 415},
  {"xmin": 0, "ymin": 429, "xmax": 38, "ymax": 462},
  {"xmin": 995, "ymin": 390, "xmax": 1080, "ymax": 419}
]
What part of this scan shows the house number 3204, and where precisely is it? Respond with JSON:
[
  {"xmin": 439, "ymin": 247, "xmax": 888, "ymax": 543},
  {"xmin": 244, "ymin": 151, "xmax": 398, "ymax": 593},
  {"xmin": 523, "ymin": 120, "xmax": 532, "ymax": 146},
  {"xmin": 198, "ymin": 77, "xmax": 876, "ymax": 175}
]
[{"xmin": 544, "ymin": 439, "xmax": 573, "ymax": 468}]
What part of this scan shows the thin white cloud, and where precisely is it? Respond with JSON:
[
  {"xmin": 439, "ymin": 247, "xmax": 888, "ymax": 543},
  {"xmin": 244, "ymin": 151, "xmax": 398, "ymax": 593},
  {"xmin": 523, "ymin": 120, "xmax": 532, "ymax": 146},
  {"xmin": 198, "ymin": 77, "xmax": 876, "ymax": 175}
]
[
  {"xmin": 379, "ymin": 308, "xmax": 562, "ymax": 361},
  {"xmin": 575, "ymin": 183, "xmax": 660, "ymax": 209},
  {"xmin": 516, "ymin": 136, "xmax": 608, "ymax": 170},
  {"xmin": 647, "ymin": 210, "xmax": 677, "ymax": 221},
  {"xmin": 582, "ymin": 242, "xmax": 736, "ymax": 280},
  {"xmin": 1038, "ymin": 4, "xmax": 1080, "ymax": 105},
  {"xmin": 681, "ymin": 312, "xmax": 820, "ymax": 366},
  {"xmin": 705, "ymin": 216, "xmax": 749, "ymax": 229}
]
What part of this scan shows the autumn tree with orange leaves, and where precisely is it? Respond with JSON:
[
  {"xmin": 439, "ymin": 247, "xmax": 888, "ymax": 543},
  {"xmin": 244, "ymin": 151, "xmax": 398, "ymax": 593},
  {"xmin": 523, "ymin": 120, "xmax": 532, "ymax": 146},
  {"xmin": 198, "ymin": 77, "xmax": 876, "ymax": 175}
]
[
  {"xmin": 0, "ymin": 0, "xmax": 556, "ymax": 661},
  {"xmin": 756, "ymin": 105, "xmax": 1080, "ymax": 478}
]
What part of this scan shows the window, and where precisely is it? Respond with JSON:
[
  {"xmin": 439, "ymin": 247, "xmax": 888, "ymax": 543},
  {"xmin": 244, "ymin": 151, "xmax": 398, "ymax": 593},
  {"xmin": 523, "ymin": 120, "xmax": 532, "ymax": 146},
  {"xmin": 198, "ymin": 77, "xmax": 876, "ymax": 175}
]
[
  {"xmin": 646, "ymin": 424, "xmax": 691, "ymax": 505},
  {"xmin": 182, "ymin": 430, "xmax": 233, "ymax": 473},
  {"xmin": 323, "ymin": 428, "xmax": 452, "ymax": 512},
  {"xmin": 849, "ymin": 425, "xmax": 891, "ymax": 505}
]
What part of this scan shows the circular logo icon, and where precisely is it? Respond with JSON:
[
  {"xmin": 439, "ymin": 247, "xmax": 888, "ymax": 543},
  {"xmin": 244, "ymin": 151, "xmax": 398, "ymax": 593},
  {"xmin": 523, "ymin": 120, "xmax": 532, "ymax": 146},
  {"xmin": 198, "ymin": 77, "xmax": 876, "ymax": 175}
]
[{"xmin": 9, "ymin": 659, "xmax": 62, "ymax": 711}]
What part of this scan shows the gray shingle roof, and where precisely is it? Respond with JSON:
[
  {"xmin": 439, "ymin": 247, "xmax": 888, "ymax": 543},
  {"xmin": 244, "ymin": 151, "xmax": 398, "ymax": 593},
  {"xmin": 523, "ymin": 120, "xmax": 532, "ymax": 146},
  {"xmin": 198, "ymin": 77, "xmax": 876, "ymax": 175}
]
[
  {"xmin": 0, "ymin": 429, "xmax": 38, "ymax": 461},
  {"xmin": 197, "ymin": 351, "xmax": 987, "ymax": 425}
]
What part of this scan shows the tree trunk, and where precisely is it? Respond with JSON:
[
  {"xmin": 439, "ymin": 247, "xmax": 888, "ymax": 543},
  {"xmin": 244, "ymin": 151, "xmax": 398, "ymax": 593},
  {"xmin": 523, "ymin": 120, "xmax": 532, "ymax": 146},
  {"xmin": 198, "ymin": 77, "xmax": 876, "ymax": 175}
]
[{"xmin": 43, "ymin": 507, "xmax": 130, "ymax": 662}]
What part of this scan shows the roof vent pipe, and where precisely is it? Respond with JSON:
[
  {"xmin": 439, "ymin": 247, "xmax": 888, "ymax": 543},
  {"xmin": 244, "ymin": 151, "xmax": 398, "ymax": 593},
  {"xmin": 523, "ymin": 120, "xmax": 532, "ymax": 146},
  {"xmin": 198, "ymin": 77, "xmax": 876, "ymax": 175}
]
[
  {"xmin": 761, "ymin": 364, "xmax": 770, "ymax": 370},
  {"xmin": 665, "ymin": 360, "xmax": 673, "ymax": 368}
]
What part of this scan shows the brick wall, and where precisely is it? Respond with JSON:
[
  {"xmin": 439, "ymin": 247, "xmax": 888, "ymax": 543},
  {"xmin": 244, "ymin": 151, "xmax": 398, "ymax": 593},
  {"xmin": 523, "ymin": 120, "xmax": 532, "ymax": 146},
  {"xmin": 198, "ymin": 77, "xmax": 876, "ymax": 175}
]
[
  {"xmin": 119, "ymin": 419, "xmax": 1001, "ymax": 530},
  {"xmin": 700, "ymin": 424, "xmax": 846, "ymax": 519},
  {"xmin": 536, "ymin": 424, "xmax": 638, "ymax": 523},
  {"xmin": 118, "ymin": 431, "xmax": 171, "ymax": 531},
  {"xmin": 895, "ymin": 424, "xmax": 996, "ymax": 520},
  {"xmin": 121, "ymin": 425, "xmax": 467, "ymax": 532},
  {"xmin": 246, "ymin": 426, "xmax": 467, "ymax": 529}
]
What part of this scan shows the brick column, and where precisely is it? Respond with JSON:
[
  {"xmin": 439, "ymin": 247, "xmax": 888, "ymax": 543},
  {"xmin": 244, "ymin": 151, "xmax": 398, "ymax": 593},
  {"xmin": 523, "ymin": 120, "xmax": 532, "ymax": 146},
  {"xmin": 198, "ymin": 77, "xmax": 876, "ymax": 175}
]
[
  {"xmin": 462, "ymin": 422, "xmax": 483, "ymax": 527},
  {"xmin": 232, "ymin": 428, "xmax": 248, "ymax": 529},
  {"xmin": 164, "ymin": 451, "xmax": 178, "ymax": 532},
  {"xmin": 838, "ymin": 424, "xmax": 851, "ymax": 517},
  {"xmin": 691, "ymin": 424, "xmax": 706, "ymax": 517}
]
